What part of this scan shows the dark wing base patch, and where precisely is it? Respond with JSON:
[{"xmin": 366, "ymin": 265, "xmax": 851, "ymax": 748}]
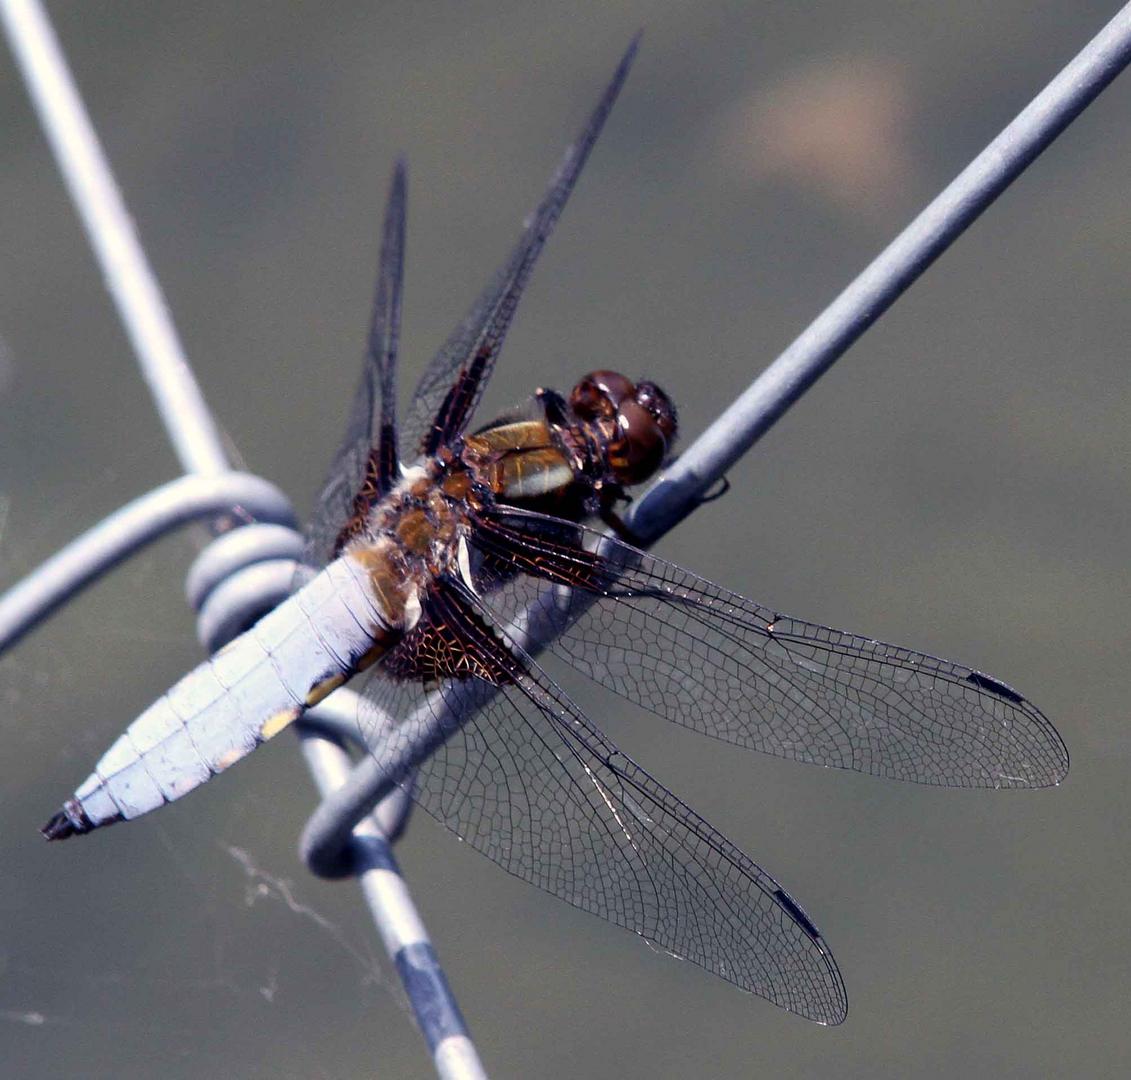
[{"xmin": 384, "ymin": 581, "xmax": 521, "ymax": 686}]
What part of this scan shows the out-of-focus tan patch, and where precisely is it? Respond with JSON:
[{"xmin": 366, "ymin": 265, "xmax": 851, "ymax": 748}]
[{"xmin": 715, "ymin": 56, "xmax": 916, "ymax": 215}]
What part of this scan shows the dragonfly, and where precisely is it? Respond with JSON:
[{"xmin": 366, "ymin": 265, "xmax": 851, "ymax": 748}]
[{"xmin": 42, "ymin": 38, "xmax": 1067, "ymax": 1026}]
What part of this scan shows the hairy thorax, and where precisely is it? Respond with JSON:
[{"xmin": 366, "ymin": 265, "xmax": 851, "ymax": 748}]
[
  {"xmin": 344, "ymin": 462, "xmax": 476, "ymax": 633},
  {"xmin": 339, "ymin": 374, "xmax": 677, "ymax": 638}
]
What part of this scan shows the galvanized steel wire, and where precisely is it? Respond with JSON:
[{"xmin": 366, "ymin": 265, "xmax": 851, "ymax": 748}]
[{"xmin": 0, "ymin": 0, "xmax": 486, "ymax": 1075}]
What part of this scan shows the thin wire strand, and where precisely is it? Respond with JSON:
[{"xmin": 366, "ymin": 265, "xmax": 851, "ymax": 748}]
[{"xmin": 299, "ymin": 732, "xmax": 487, "ymax": 1080}]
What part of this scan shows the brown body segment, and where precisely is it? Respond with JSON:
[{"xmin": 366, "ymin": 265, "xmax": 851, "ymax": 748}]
[
  {"xmin": 350, "ymin": 539, "xmax": 416, "ymax": 624},
  {"xmin": 395, "ymin": 508, "xmax": 436, "ymax": 555},
  {"xmin": 483, "ymin": 448, "xmax": 574, "ymax": 500},
  {"xmin": 463, "ymin": 419, "xmax": 556, "ymax": 455},
  {"xmin": 463, "ymin": 418, "xmax": 580, "ymax": 501}
]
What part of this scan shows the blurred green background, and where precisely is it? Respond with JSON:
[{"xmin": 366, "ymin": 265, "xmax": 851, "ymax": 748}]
[{"xmin": 3, "ymin": 2, "xmax": 1131, "ymax": 1077}]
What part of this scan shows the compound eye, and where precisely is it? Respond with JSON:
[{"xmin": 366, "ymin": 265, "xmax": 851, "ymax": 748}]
[
  {"xmin": 609, "ymin": 399, "xmax": 667, "ymax": 485},
  {"xmin": 569, "ymin": 369, "xmax": 636, "ymax": 419},
  {"xmin": 634, "ymin": 380, "xmax": 678, "ymax": 444}
]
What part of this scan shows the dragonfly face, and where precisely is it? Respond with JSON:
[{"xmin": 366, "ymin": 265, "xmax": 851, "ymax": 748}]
[
  {"xmin": 563, "ymin": 369, "xmax": 678, "ymax": 486},
  {"xmin": 44, "ymin": 37, "xmax": 1067, "ymax": 1028}
]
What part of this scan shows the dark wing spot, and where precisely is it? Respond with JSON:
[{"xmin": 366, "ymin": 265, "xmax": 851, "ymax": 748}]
[
  {"xmin": 966, "ymin": 671, "xmax": 1025, "ymax": 705},
  {"xmin": 773, "ymin": 888, "xmax": 822, "ymax": 943}
]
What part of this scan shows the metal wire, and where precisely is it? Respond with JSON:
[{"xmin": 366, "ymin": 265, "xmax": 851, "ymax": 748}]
[
  {"xmin": 0, "ymin": 1, "xmax": 485, "ymax": 1076},
  {"xmin": 0, "ymin": 473, "xmax": 294, "ymax": 653},
  {"xmin": 301, "ymin": 1, "xmax": 1131, "ymax": 868},
  {"xmin": 0, "ymin": 0, "xmax": 228, "ymax": 477},
  {"xmin": 628, "ymin": 0, "xmax": 1131, "ymax": 544},
  {"xmin": 299, "ymin": 731, "xmax": 480, "ymax": 1072}
]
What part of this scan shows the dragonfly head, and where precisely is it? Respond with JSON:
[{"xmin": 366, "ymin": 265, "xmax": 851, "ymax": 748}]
[{"xmin": 569, "ymin": 370, "xmax": 678, "ymax": 486}]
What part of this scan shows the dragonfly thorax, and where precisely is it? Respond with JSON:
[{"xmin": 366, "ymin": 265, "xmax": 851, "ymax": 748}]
[
  {"xmin": 341, "ymin": 372, "xmax": 676, "ymax": 634},
  {"xmin": 459, "ymin": 370, "xmax": 678, "ymax": 507},
  {"xmin": 345, "ymin": 465, "xmax": 470, "ymax": 630}
]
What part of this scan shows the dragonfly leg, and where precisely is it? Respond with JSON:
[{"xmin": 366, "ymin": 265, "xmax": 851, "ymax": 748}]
[{"xmin": 596, "ymin": 486, "xmax": 642, "ymax": 544}]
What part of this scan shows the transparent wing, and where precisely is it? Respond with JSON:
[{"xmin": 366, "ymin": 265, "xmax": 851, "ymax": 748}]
[
  {"xmin": 296, "ymin": 161, "xmax": 407, "ymax": 584},
  {"xmin": 399, "ymin": 36, "xmax": 639, "ymax": 461},
  {"xmin": 356, "ymin": 581, "xmax": 847, "ymax": 1024},
  {"xmin": 467, "ymin": 506, "xmax": 1069, "ymax": 789}
]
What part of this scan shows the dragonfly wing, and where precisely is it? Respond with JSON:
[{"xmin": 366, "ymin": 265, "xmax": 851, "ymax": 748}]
[
  {"xmin": 400, "ymin": 36, "xmax": 639, "ymax": 461},
  {"xmin": 297, "ymin": 161, "xmax": 407, "ymax": 584},
  {"xmin": 467, "ymin": 506, "xmax": 1069, "ymax": 790},
  {"xmin": 355, "ymin": 577, "xmax": 847, "ymax": 1023}
]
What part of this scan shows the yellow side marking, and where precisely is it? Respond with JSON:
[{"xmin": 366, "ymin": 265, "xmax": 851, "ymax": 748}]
[
  {"xmin": 355, "ymin": 637, "xmax": 393, "ymax": 674},
  {"xmin": 305, "ymin": 672, "xmax": 346, "ymax": 707},
  {"xmin": 260, "ymin": 706, "xmax": 301, "ymax": 740}
]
